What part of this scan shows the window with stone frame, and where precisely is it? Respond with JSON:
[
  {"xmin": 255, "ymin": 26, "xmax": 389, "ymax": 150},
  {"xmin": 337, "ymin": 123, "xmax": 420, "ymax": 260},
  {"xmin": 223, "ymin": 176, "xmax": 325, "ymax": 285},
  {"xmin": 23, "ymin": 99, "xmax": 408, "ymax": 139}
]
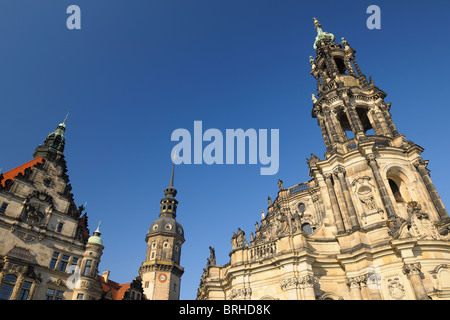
[
  {"xmin": 49, "ymin": 251, "xmax": 79, "ymax": 273},
  {"xmin": 45, "ymin": 288, "xmax": 64, "ymax": 300},
  {"xmin": 17, "ymin": 281, "xmax": 33, "ymax": 300},
  {"xmin": 0, "ymin": 274, "xmax": 17, "ymax": 300},
  {"xmin": 56, "ymin": 222, "xmax": 64, "ymax": 233},
  {"xmin": 83, "ymin": 260, "xmax": 92, "ymax": 276},
  {"xmin": 0, "ymin": 202, "xmax": 8, "ymax": 214}
]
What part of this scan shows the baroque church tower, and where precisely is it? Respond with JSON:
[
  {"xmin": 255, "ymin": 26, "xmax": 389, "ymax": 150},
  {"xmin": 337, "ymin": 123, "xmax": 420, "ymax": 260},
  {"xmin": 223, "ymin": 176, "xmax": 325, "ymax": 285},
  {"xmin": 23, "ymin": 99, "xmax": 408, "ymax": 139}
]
[
  {"xmin": 197, "ymin": 19, "xmax": 450, "ymax": 300},
  {"xmin": 139, "ymin": 164, "xmax": 185, "ymax": 300}
]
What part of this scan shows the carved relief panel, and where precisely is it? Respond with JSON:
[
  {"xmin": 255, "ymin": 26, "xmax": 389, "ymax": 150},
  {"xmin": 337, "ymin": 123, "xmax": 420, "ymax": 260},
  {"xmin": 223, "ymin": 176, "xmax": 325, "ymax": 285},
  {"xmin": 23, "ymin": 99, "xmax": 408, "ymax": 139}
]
[{"xmin": 351, "ymin": 176, "xmax": 384, "ymax": 225}]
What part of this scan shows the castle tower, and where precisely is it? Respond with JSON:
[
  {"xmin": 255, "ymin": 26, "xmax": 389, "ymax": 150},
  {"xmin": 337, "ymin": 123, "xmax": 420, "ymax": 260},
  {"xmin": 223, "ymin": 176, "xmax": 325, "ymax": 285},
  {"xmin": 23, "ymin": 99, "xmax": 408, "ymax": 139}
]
[
  {"xmin": 139, "ymin": 164, "xmax": 185, "ymax": 300},
  {"xmin": 196, "ymin": 19, "xmax": 450, "ymax": 301},
  {"xmin": 0, "ymin": 115, "xmax": 108, "ymax": 300},
  {"xmin": 72, "ymin": 222, "xmax": 105, "ymax": 300}
]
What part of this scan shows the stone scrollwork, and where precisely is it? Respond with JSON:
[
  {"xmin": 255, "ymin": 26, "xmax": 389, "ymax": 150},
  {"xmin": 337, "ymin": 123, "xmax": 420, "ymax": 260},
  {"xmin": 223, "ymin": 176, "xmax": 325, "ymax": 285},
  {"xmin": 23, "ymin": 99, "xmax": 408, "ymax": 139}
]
[
  {"xmin": 17, "ymin": 232, "xmax": 36, "ymax": 243},
  {"xmin": 229, "ymin": 287, "xmax": 252, "ymax": 300},
  {"xmin": 299, "ymin": 275, "xmax": 317, "ymax": 288},
  {"xmin": 280, "ymin": 277, "xmax": 299, "ymax": 291}
]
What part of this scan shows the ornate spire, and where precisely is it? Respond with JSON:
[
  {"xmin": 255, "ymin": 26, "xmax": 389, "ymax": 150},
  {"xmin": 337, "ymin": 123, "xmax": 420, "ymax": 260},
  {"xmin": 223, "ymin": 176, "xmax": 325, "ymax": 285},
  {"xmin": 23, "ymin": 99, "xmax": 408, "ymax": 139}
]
[
  {"xmin": 164, "ymin": 154, "xmax": 177, "ymax": 198},
  {"xmin": 33, "ymin": 113, "xmax": 70, "ymax": 160},
  {"xmin": 313, "ymin": 18, "xmax": 335, "ymax": 50}
]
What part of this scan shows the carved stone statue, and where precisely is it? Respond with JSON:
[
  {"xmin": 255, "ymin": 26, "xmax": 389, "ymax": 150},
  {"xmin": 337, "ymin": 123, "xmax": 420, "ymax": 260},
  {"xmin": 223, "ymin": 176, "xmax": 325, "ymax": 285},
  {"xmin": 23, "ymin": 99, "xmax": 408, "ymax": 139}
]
[
  {"xmin": 275, "ymin": 211, "xmax": 289, "ymax": 235},
  {"xmin": 278, "ymin": 179, "xmax": 284, "ymax": 191},
  {"xmin": 231, "ymin": 228, "xmax": 247, "ymax": 250},
  {"xmin": 306, "ymin": 153, "xmax": 320, "ymax": 168},
  {"xmin": 24, "ymin": 202, "xmax": 44, "ymax": 225},
  {"xmin": 268, "ymin": 196, "xmax": 272, "ymax": 206},
  {"xmin": 209, "ymin": 246, "xmax": 216, "ymax": 266}
]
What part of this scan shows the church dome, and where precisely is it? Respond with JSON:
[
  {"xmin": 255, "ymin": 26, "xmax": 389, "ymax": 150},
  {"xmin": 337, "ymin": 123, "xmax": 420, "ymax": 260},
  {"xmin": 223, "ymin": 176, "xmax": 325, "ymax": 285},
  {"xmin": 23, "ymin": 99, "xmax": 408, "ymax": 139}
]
[{"xmin": 146, "ymin": 215, "xmax": 184, "ymax": 241}]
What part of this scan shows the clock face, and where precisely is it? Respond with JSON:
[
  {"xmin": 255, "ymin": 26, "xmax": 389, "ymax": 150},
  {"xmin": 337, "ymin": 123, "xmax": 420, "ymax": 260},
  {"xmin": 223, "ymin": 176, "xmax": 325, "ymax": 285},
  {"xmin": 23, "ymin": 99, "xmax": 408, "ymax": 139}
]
[{"xmin": 158, "ymin": 273, "xmax": 167, "ymax": 283}]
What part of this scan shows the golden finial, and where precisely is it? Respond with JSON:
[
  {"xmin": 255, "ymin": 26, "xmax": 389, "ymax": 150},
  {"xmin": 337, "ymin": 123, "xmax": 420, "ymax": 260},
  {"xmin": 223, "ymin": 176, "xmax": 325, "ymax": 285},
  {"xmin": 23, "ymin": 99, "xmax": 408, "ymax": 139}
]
[
  {"xmin": 313, "ymin": 17, "xmax": 319, "ymax": 25},
  {"xmin": 63, "ymin": 110, "xmax": 70, "ymax": 124}
]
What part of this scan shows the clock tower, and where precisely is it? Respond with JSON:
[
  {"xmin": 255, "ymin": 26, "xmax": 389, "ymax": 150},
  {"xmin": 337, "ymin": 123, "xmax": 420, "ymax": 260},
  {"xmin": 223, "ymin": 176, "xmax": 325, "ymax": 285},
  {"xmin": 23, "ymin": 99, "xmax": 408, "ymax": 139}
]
[{"xmin": 139, "ymin": 164, "xmax": 185, "ymax": 300}]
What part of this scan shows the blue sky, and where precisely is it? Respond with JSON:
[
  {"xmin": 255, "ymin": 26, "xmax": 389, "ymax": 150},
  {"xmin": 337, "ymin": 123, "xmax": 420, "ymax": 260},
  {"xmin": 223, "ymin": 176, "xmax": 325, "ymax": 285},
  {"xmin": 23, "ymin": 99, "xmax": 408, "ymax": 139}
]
[{"xmin": 0, "ymin": 0, "xmax": 449, "ymax": 299}]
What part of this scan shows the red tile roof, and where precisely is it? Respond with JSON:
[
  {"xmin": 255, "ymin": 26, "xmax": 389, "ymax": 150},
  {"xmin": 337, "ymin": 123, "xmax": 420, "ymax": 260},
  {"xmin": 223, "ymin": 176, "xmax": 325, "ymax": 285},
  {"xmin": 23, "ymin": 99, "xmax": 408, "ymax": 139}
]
[
  {"xmin": 1, "ymin": 157, "xmax": 43, "ymax": 187},
  {"xmin": 98, "ymin": 276, "xmax": 131, "ymax": 300}
]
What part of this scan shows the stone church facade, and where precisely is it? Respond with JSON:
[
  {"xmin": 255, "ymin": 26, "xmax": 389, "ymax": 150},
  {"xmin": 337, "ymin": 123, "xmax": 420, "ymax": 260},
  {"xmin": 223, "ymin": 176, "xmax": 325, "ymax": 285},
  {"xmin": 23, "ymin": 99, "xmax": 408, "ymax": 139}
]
[{"xmin": 196, "ymin": 19, "xmax": 450, "ymax": 300}]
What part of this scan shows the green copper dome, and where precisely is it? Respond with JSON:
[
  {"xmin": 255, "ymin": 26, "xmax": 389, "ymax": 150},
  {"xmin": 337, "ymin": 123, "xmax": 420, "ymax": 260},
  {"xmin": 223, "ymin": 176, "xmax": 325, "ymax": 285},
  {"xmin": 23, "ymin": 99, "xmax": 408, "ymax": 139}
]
[{"xmin": 88, "ymin": 222, "xmax": 103, "ymax": 246}]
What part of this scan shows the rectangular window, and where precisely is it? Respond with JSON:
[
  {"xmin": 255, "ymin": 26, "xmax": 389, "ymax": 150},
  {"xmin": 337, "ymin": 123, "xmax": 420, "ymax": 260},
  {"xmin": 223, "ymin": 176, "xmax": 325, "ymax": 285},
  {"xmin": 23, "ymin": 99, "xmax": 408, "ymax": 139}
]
[
  {"xmin": 0, "ymin": 202, "xmax": 8, "ymax": 213},
  {"xmin": 0, "ymin": 283, "xmax": 15, "ymax": 300},
  {"xmin": 77, "ymin": 293, "xmax": 84, "ymax": 300},
  {"xmin": 56, "ymin": 222, "xmax": 64, "ymax": 232},
  {"xmin": 145, "ymin": 281, "xmax": 149, "ymax": 288},
  {"xmin": 58, "ymin": 255, "xmax": 70, "ymax": 272},
  {"xmin": 45, "ymin": 288, "xmax": 55, "ymax": 300},
  {"xmin": 55, "ymin": 290, "xmax": 64, "ymax": 300},
  {"xmin": 83, "ymin": 260, "xmax": 92, "ymax": 276},
  {"xmin": 17, "ymin": 281, "xmax": 32, "ymax": 300},
  {"xmin": 69, "ymin": 257, "xmax": 79, "ymax": 274}
]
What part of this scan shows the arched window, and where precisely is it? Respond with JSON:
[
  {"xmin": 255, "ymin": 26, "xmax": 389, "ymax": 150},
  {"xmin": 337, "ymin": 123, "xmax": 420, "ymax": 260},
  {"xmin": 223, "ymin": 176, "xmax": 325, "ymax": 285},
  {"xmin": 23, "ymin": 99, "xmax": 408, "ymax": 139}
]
[
  {"xmin": 356, "ymin": 107, "xmax": 374, "ymax": 135},
  {"xmin": 334, "ymin": 57, "xmax": 347, "ymax": 74},
  {"xmin": 388, "ymin": 179, "xmax": 404, "ymax": 202},
  {"xmin": 0, "ymin": 274, "xmax": 17, "ymax": 300},
  {"xmin": 337, "ymin": 111, "xmax": 354, "ymax": 140}
]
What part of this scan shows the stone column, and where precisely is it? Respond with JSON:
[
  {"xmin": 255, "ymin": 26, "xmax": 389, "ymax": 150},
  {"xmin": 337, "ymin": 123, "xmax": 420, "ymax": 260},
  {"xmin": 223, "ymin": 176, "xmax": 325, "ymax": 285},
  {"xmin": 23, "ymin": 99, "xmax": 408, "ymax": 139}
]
[
  {"xmin": 346, "ymin": 276, "xmax": 364, "ymax": 300},
  {"xmin": 350, "ymin": 58, "xmax": 368, "ymax": 86},
  {"xmin": 402, "ymin": 262, "xmax": 428, "ymax": 300},
  {"xmin": 324, "ymin": 109, "xmax": 339, "ymax": 146},
  {"xmin": 365, "ymin": 154, "xmax": 396, "ymax": 218},
  {"xmin": 330, "ymin": 172, "xmax": 352, "ymax": 231},
  {"xmin": 379, "ymin": 103, "xmax": 399, "ymax": 137},
  {"xmin": 317, "ymin": 115, "xmax": 332, "ymax": 152},
  {"xmin": 413, "ymin": 159, "xmax": 449, "ymax": 222},
  {"xmin": 299, "ymin": 275, "xmax": 317, "ymax": 300},
  {"xmin": 334, "ymin": 166, "xmax": 360, "ymax": 230},
  {"xmin": 330, "ymin": 109, "xmax": 347, "ymax": 143},
  {"xmin": 10, "ymin": 273, "xmax": 24, "ymax": 300},
  {"xmin": 29, "ymin": 280, "xmax": 40, "ymax": 300},
  {"xmin": 367, "ymin": 108, "xmax": 385, "ymax": 136},
  {"xmin": 323, "ymin": 173, "xmax": 346, "ymax": 234},
  {"xmin": 344, "ymin": 56, "xmax": 357, "ymax": 77},
  {"xmin": 374, "ymin": 106, "xmax": 392, "ymax": 138}
]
